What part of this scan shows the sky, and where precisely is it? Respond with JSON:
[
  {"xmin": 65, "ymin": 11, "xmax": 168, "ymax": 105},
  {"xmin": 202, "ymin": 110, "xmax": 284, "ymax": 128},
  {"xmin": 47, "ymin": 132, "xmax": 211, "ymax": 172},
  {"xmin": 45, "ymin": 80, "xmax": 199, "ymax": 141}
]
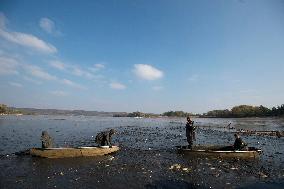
[{"xmin": 0, "ymin": 0, "xmax": 284, "ymax": 113}]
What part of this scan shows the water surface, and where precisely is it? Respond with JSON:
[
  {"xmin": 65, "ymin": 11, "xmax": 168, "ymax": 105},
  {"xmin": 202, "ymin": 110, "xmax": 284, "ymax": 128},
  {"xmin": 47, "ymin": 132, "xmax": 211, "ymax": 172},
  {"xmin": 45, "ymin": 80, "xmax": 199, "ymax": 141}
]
[{"xmin": 0, "ymin": 115, "xmax": 283, "ymax": 188}]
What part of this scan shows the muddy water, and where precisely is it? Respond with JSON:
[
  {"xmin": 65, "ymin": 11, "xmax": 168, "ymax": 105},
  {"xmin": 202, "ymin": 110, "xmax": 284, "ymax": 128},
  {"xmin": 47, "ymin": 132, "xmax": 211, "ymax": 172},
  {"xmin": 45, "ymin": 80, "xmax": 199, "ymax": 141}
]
[{"xmin": 0, "ymin": 115, "xmax": 283, "ymax": 188}]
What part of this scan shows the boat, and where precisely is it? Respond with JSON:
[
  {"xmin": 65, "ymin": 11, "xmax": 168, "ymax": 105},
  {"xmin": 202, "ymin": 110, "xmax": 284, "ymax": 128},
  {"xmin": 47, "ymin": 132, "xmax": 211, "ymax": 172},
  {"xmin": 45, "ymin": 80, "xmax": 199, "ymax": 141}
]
[
  {"xmin": 30, "ymin": 146, "xmax": 119, "ymax": 158},
  {"xmin": 177, "ymin": 145, "xmax": 262, "ymax": 158}
]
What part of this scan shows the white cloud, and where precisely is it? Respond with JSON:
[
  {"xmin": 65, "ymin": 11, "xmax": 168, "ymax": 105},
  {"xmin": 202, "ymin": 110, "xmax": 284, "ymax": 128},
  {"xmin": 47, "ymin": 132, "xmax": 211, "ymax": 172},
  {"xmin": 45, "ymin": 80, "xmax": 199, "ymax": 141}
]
[
  {"xmin": 133, "ymin": 64, "xmax": 163, "ymax": 80},
  {"xmin": 39, "ymin": 18, "xmax": 54, "ymax": 34},
  {"xmin": 9, "ymin": 82, "xmax": 23, "ymax": 88},
  {"xmin": 49, "ymin": 60, "xmax": 66, "ymax": 70},
  {"xmin": 39, "ymin": 17, "xmax": 61, "ymax": 35},
  {"xmin": 49, "ymin": 60, "xmax": 95, "ymax": 79},
  {"xmin": 0, "ymin": 56, "xmax": 19, "ymax": 75},
  {"xmin": 23, "ymin": 76, "xmax": 42, "ymax": 85},
  {"xmin": 72, "ymin": 67, "xmax": 84, "ymax": 76},
  {"xmin": 25, "ymin": 65, "xmax": 57, "ymax": 81},
  {"xmin": 95, "ymin": 63, "xmax": 105, "ymax": 69},
  {"xmin": 71, "ymin": 66, "xmax": 94, "ymax": 79},
  {"xmin": 152, "ymin": 86, "xmax": 163, "ymax": 91},
  {"xmin": 61, "ymin": 78, "xmax": 85, "ymax": 89},
  {"xmin": 110, "ymin": 82, "xmax": 126, "ymax": 90},
  {"xmin": 50, "ymin": 90, "xmax": 68, "ymax": 97},
  {"xmin": 25, "ymin": 65, "xmax": 85, "ymax": 89},
  {"xmin": 0, "ymin": 13, "xmax": 57, "ymax": 54},
  {"xmin": 89, "ymin": 63, "xmax": 105, "ymax": 73}
]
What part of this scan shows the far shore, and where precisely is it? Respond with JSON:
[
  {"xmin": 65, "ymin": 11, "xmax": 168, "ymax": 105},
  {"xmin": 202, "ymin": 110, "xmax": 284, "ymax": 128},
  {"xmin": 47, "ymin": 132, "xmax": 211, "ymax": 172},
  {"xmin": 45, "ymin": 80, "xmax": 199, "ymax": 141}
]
[{"xmin": 1, "ymin": 113, "xmax": 284, "ymax": 119}]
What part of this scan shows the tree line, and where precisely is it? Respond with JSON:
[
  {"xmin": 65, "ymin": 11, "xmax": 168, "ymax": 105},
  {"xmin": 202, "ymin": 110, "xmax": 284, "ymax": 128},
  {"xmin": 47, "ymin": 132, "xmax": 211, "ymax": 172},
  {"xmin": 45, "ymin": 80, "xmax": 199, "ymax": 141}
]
[
  {"xmin": 162, "ymin": 111, "xmax": 195, "ymax": 117},
  {"xmin": 0, "ymin": 104, "xmax": 22, "ymax": 114},
  {"xmin": 113, "ymin": 111, "xmax": 159, "ymax": 118},
  {"xmin": 114, "ymin": 111, "xmax": 196, "ymax": 118},
  {"xmin": 2, "ymin": 103, "xmax": 284, "ymax": 118},
  {"xmin": 203, "ymin": 104, "xmax": 284, "ymax": 118}
]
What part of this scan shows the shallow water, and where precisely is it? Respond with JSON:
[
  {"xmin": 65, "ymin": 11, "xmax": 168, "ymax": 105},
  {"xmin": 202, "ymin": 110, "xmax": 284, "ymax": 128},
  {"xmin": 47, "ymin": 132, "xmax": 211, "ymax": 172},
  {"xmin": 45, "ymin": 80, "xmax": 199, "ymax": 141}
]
[{"xmin": 0, "ymin": 115, "xmax": 283, "ymax": 188}]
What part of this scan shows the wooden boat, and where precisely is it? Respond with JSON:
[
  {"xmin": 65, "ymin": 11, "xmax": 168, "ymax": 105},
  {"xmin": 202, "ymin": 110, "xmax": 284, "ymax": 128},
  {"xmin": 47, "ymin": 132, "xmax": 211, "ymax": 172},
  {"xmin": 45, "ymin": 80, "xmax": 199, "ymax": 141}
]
[
  {"xmin": 177, "ymin": 145, "xmax": 262, "ymax": 158},
  {"xmin": 30, "ymin": 146, "xmax": 119, "ymax": 158},
  {"xmin": 236, "ymin": 130, "xmax": 283, "ymax": 138}
]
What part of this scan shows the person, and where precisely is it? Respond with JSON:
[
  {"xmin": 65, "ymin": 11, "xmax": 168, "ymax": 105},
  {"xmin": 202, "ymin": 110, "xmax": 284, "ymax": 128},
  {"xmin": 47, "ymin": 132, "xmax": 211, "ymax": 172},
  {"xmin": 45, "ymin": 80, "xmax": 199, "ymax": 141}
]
[
  {"xmin": 276, "ymin": 131, "xmax": 282, "ymax": 138},
  {"xmin": 233, "ymin": 133, "xmax": 247, "ymax": 150},
  {"xmin": 41, "ymin": 131, "xmax": 53, "ymax": 148},
  {"xmin": 95, "ymin": 129, "xmax": 116, "ymax": 147},
  {"xmin": 186, "ymin": 116, "xmax": 196, "ymax": 149}
]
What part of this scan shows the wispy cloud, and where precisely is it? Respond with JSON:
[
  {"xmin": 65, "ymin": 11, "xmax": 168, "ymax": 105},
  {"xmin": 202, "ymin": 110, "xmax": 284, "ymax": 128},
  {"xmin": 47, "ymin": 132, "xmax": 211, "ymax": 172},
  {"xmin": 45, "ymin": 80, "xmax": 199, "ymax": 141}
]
[
  {"xmin": 152, "ymin": 86, "xmax": 163, "ymax": 91},
  {"xmin": 68, "ymin": 65, "xmax": 95, "ymax": 80},
  {"xmin": 23, "ymin": 63, "xmax": 86, "ymax": 89},
  {"xmin": 9, "ymin": 82, "xmax": 23, "ymax": 88},
  {"xmin": 25, "ymin": 65, "xmax": 57, "ymax": 81},
  {"xmin": 95, "ymin": 63, "xmax": 105, "ymax": 69},
  {"xmin": 133, "ymin": 64, "xmax": 163, "ymax": 80},
  {"xmin": 49, "ymin": 60, "xmax": 95, "ymax": 79},
  {"xmin": 0, "ymin": 56, "xmax": 19, "ymax": 75},
  {"xmin": 23, "ymin": 76, "xmax": 42, "ymax": 85},
  {"xmin": 50, "ymin": 90, "xmax": 68, "ymax": 97},
  {"xmin": 110, "ymin": 82, "xmax": 126, "ymax": 90},
  {"xmin": 61, "ymin": 78, "xmax": 85, "ymax": 89},
  {"xmin": 89, "ymin": 63, "xmax": 105, "ymax": 72},
  {"xmin": 49, "ymin": 60, "xmax": 66, "ymax": 70},
  {"xmin": 39, "ymin": 17, "xmax": 61, "ymax": 35},
  {"xmin": 0, "ymin": 13, "xmax": 57, "ymax": 54}
]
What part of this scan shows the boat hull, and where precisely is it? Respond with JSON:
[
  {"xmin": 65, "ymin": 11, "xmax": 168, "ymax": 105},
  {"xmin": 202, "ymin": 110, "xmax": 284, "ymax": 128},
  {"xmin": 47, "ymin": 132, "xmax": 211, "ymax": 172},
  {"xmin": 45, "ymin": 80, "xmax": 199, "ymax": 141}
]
[
  {"xmin": 30, "ymin": 146, "xmax": 119, "ymax": 158},
  {"xmin": 177, "ymin": 146, "xmax": 261, "ymax": 159}
]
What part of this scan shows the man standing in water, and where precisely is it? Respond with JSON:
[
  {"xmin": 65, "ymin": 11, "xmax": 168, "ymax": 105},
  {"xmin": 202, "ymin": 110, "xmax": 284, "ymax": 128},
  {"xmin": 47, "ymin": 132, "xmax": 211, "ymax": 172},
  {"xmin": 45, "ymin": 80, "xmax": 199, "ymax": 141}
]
[{"xmin": 186, "ymin": 116, "xmax": 196, "ymax": 149}]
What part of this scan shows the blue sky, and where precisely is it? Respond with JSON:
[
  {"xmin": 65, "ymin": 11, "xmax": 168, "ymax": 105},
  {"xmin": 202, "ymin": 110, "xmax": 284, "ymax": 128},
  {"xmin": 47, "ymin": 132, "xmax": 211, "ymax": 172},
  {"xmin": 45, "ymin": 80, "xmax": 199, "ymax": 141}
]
[{"xmin": 0, "ymin": 0, "xmax": 284, "ymax": 113}]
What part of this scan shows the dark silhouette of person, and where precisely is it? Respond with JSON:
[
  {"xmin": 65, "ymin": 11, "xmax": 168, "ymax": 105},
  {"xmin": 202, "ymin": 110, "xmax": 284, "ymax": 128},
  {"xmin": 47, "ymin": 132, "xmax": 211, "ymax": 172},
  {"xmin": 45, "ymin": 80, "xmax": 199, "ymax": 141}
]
[
  {"xmin": 95, "ymin": 129, "xmax": 116, "ymax": 147},
  {"xmin": 276, "ymin": 131, "xmax": 282, "ymax": 138},
  {"xmin": 233, "ymin": 134, "xmax": 247, "ymax": 150},
  {"xmin": 41, "ymin": 131, "xmax": 53, "ymax": 148},
  {"xmin": 186, "ymin": 116, "xmax": 195, "ymax": 149}
]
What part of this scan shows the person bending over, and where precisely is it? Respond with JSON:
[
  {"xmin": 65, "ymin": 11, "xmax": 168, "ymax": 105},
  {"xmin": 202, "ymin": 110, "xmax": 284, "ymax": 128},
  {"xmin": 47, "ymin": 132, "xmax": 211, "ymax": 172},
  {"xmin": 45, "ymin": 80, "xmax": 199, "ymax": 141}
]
[
  {"xmin": 233, "ymin": 134, "xmax": 247, "ymax": 150},
  {"xmin": 95, "ymin": 129, "xmax": 116, "ymax": 147},
  {"xmin": 41, "ymin": 131, "xmax": 53, "ymax": 148}
]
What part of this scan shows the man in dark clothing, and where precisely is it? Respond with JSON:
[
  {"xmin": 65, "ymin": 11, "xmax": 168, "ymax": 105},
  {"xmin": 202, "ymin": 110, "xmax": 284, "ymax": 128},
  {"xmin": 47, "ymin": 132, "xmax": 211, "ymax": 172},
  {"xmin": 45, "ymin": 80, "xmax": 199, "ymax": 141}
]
[
  {"xmin": 186, "ymin": 117, "xmax": 196, "ymax": 149},
  {"xmin": 233, "ymin": 134, "xmax": 247, "ymax": 150},
  {"xmin": 95, "ymin": 129, "xmax": 116, "ymax": 147},
  {"xmin": 41, "ymin": 131, "xmax": 53, "ymax": 148}
]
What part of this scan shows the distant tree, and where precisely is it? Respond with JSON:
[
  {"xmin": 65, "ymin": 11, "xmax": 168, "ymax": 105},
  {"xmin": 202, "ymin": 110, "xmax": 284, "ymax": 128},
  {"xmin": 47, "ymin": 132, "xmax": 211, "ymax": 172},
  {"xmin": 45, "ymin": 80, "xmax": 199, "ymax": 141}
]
[
  {"xmin": 0, "ymin": 104, "xmax": 8, "ymax": 113},
  {"xmin": 162, "ymin": 111, "xmax": 193, "ymax": 117},
  {"xmin": 128, "ymin": 111, "xmax": 145, "ymax": 117},
  {"xmin": 231, "ymin": 105, "xmax": 256, "ymax": 117},
  {"xmin": 203, "ymin": 104, "xmax": 284, "ymax": 118}
]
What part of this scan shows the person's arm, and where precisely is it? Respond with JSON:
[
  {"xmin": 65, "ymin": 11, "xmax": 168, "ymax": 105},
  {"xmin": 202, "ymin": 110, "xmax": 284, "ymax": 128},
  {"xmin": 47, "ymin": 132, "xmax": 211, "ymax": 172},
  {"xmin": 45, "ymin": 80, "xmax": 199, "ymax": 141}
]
[
  {"xmin": 109, "ymin": 135, "xmax": 112, "ymax": 147},
  {"xmin": 105, "ymin": 134, "xmax": 109, "ymax": 145}
]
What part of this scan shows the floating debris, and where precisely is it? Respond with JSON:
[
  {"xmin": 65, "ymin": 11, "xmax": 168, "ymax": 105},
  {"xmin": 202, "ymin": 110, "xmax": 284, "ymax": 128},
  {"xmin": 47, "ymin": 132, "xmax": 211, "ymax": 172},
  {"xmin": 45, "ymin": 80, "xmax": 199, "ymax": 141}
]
[
  {"xmin": 108, "ymin": 156, "xmax": 114, "ymax": 161},
  {"xmin": 169, "ymin": 164, "xmax": 182, "ymax": 170},
  {"xmin": 230, "ymin": 167, "xmax": 238, "ymax": 170},
  {"xmin": 182, "ymin": 168, "xmax": 191, "ymax": 172},
  {"xmin": 259, "ymin": 172, "xmax": 268, "ymax": 178}
]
